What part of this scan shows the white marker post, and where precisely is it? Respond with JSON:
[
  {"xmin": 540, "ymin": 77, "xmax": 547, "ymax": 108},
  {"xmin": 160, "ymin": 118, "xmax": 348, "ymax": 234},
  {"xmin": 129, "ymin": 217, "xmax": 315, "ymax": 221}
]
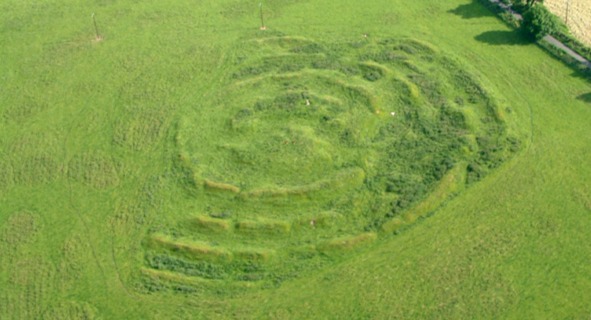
[
  {"xmin": 259, "ymin": 3, "xmax": 266, "ymax": 30},
  {"xmin": 92, "ymin": 13, "xmax": 101, "ymax": 40}
]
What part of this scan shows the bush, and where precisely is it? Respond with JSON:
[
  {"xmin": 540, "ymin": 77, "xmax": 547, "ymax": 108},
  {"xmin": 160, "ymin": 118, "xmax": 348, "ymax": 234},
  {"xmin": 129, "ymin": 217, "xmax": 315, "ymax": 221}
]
[
  {"xmin": 522, "ymin": 5, "xmax": 567, "ymax": 40},
  {"xmin": 500, "ymin": 11, "xmax": 521, "ymax": 28}
]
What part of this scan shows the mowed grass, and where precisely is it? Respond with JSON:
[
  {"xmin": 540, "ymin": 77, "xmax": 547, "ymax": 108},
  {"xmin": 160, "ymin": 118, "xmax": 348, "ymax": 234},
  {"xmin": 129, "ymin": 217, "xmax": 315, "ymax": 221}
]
[{"xmin": 1, "ymin": 0, "xmax": 590, "ymax": 319}]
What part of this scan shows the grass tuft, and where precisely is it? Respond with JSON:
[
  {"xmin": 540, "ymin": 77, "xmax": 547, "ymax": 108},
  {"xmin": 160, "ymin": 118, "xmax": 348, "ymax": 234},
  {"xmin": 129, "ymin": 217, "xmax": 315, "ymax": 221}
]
[
  {"xmin": 316, "ymin": 233, "xmax": 378, "ymax": 253},
  {"xmin": 146, "ymin": 234, "xmax": 232, "ymax": 262},
  {"xmin": 203, "ymin": 179, "xmax": 241, "ymax": 194},
  {"xmin": 188, "ymin": 215, "xmax": 232, "ymax": 233},
  {"xmin": 235, "ymin": 219, "xmax": 291, "ymax": 235}
]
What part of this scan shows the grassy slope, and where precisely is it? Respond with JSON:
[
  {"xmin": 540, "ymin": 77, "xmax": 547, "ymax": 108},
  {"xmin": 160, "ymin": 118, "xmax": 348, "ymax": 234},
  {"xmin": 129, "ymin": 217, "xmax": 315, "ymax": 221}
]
[
  {"xmin": 0, "ymin": 0, "xmax": 590, "ymax": 318},
  {"xmin": 235, "ymin": 1, "xmax": 591, "ymax": 319}
]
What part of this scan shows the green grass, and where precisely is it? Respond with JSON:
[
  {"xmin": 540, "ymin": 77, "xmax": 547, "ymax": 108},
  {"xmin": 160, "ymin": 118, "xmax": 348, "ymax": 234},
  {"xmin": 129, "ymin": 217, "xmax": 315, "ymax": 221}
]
[
  {"xmin": 1, "ymin": 0, "xmax": 591, "ymax": 318},
  {"xmin": 188, "ymin": 215, "xmax": 232, "ymax": 233},
  {"xmin": 382, "ymin": 163, "xmax": 467, "ymax": 233}
]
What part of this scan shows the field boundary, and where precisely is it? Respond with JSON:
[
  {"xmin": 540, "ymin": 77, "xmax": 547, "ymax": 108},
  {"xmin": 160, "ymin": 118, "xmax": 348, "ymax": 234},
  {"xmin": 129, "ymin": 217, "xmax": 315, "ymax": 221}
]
[{"xmin": 480, "ymin": 0, "xmax": 591, "ymax": 73}]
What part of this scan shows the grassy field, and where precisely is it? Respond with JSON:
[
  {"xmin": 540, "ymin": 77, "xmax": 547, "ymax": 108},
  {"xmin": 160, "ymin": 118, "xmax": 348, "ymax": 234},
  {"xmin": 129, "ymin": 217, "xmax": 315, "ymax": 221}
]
[
  {"xmin": 1, "ymin": 0, "xmax": 590, "ymax": 318},
  {"xmin": 546, "ymin": 0, "xmax": 591, "ymax": 45}
]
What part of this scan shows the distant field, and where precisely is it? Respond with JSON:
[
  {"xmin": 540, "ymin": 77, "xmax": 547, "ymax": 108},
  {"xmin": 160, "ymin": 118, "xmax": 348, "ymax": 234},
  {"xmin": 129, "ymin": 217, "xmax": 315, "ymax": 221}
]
[{"xmin": 545, "ymin": 0, "xmax": 591, "ymax": 45}]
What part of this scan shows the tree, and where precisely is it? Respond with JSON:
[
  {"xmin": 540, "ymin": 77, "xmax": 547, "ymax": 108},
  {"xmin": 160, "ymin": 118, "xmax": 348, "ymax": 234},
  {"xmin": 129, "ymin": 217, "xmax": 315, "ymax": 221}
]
[
  {"xmin": 526, "ymin": 0, "xmax": 543, "ymax": 8},
  {"xmin": 521, "ymin": 4, "xmax": 565, "ymax": 40},
  {"xmin": 512, "ymin": 0, "xmax": 543, "ymax": 10}
]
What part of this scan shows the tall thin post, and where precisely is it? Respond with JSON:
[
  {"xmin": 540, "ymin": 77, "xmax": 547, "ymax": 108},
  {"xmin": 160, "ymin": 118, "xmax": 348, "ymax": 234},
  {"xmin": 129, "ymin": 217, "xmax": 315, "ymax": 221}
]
[
  {"xmin": 565, "ymin": 0, "xmax": 570, "ymax": 26},
  {"xmin": 259, "ymin": 3, "xmax": 266, "ymax": 30},
  {"xmin": 92, "ymin": 13, "xmax": 101, "ymax": 39}
]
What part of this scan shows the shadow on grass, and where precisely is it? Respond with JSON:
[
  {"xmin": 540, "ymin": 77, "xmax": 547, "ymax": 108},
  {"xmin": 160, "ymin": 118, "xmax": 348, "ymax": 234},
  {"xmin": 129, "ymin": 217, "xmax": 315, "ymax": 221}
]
[
  {"xmin": 474, "ymin": 30, "xmax": 529, "ymax": 46},
  {"xmin": 577, "ymin": 93, "xmax": 591, "ymax": 103},
  {"xmin": 448, "ymin": 1, "xmax": 493, "ymax": 19},
  {"xmin": 570, "ymin": 67, "xmax": 591, "ymax": 83}
]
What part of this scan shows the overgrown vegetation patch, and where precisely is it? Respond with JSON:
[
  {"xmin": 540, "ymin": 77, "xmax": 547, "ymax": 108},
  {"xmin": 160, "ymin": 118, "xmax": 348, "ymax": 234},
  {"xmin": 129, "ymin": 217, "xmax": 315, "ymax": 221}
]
[{"xmin": 141, "ymin": 34, "xmax": 519, "ymax": 295}]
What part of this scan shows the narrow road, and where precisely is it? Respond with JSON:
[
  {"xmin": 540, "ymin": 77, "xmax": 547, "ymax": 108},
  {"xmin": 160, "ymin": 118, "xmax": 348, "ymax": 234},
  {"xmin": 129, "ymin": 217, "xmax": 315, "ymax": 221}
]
[{"xmin": 543, "ymin": 35, "xmax": 591, "ymax": 68}]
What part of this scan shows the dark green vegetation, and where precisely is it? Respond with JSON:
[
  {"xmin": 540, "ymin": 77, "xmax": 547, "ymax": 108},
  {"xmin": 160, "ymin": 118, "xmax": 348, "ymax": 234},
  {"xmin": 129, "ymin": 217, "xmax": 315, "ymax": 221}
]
[
  {"xmin": 522, "ymin": 4, "xmax": 567, "ymax": 40},
  {"xmin": 154, "ymin": 34, "xmax": 518, "ymax": 291},
  {"xmin": 1, "ymin": 0, "xmax": 590, "ymax": 319}
]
